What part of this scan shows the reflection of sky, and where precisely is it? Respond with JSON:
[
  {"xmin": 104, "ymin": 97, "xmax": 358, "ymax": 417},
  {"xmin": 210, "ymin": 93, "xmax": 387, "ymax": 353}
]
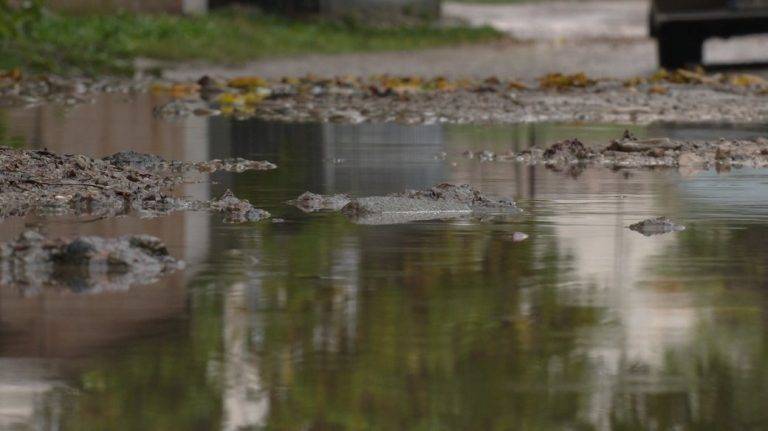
[{"xmin": 677, "ymin": 168, "xmax": 768, "ymax": 218}]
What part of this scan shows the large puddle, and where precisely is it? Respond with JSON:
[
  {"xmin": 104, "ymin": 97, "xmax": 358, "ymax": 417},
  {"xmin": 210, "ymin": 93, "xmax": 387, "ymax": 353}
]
[{"xmin": 2, "ymin": 94, "xmax": 768, "ymax": 429}]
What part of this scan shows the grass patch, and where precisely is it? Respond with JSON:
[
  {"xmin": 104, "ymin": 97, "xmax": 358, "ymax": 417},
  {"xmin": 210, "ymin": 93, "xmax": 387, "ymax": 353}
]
[{"xmin": 0, "ymin": 9, "xmax": 502, "ymax": 76}]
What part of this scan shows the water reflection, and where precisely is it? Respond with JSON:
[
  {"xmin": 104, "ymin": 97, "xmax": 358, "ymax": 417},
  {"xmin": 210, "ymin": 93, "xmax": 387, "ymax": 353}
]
[{"xmin": 2, "ymin": 96, "xmax": 768, "ymax": 429}]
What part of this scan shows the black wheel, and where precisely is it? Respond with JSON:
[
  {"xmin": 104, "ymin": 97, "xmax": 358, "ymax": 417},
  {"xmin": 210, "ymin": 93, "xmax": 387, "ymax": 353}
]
[{"xmin": 657, "ymin": 27, "xmax": 703, "ymax": 69}]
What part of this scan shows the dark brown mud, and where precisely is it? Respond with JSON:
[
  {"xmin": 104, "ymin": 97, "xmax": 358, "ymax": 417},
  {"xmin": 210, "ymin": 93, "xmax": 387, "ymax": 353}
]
[{"xmin": 0, "ymin": 147, "xmax": 274, "ymax": 222}]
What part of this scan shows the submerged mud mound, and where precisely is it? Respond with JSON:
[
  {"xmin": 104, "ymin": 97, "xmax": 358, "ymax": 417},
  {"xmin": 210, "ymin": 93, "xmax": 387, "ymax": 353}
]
[
  {"xmin": 628, "ymin": 217, "xmax": 685, "ymax": 236},
  {"xmin": 288, "ymin": 192, "xmax": 352, "ymax": 213},
  {"xmin": 0, "ymin": 147, "xmax": 274, "ymax": 222},
  {"xmin": 207, "ymin": 190, "xmax": 271, "ymax": 223},
  {"xmin": 0, "ymin": 231, "xmax": 183, "ymax": 292},
  {"xmin": 342, "ymin": 196, "xmax": 472, "ymax": 225},
  {"xmin": 397, "ymin": 183, "xmax": 518, "ymax": 210},
  {"xmin": 510, "ymin": 133, "xmax": 768, "ymax": 170},
  {"xmin": 340, "ymin": 184, "xmax": 518, "ymax": 225}
]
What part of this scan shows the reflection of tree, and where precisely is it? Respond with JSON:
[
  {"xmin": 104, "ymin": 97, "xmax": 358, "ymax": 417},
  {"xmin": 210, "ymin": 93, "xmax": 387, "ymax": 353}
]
[
  {"xmin": 43, "ymin": 286, "xmax": 224, "ymax": 430},
  {"xmin": 40, "ymin": 207, "xmax": 602, "ymax": 430},
  {"xmin": 245, "ymin": 217, "xmax": 603, "ymax": 431},
  {"xmin": 605, "ymin": 223, "xmax": 768, "ymax": 430}
]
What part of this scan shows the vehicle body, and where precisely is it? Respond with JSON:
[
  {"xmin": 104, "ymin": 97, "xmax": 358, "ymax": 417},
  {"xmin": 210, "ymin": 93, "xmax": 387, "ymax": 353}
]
[{"xmin": 650, "ymin": 0, "xmax": 768, "ymax": 68}]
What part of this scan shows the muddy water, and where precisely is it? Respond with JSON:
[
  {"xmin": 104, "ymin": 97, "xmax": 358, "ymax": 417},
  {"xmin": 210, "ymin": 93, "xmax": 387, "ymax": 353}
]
[{"xmin": 2, "ymin": 95, "xmax": 768, "ymax": 430}]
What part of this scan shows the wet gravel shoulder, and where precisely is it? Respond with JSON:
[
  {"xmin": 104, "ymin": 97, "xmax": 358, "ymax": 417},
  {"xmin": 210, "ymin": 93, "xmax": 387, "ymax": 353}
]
[
  {"xmin": 243, "ymin": 84, "xmax": 768, "ymax": 125},
  {"xmin": 149, "ymin": 72, "xmax": 768, "ymax": 125}
]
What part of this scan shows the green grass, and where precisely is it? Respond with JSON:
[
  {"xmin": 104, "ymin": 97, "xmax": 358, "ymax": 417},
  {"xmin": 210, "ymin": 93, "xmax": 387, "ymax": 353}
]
[{"xmin": 0, "ymin": 9, "xmax": 503, "ymax": 76}]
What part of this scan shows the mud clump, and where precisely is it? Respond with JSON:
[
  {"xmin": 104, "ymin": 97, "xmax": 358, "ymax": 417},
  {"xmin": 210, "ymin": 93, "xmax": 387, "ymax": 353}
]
[
  {"xmin": 541, "ymin": 139, "xmax": 591, "ymax": 163},
  {"xmin": 103, "ymin": 150, "xmax": 166, "ymax": 171},
  {"xmin": 341, "ymin": 196, "xmax": 472, "ymax": 225},
  {"xmin": 506, "ymin": 133, "xmax": 768, "ymax": 170},
  {"xmin": 398, "ymin": 183, "xmax": 518, "ymax": 211},
  {"xmin": 289, "ymin": 192, "xmax": 351, "ymax": 212},
  {"xmin": 208, "ymin": 190, "xmax": 270, "ymax": 223},
  {"xmin": 628, "ymin": 217, "xmax": 685, "ymax": 236},
  {"xmin": 0, "ymin": 147, "xmax": 179, "ymax": 220},
  {"xmin": 340, "ymin": 184, "xmax": 518, "ymax": 225},
  {"xmin": 0, "ymin": 147, "xmax": 274, "ymax": 222},
  {"xmin": 103, "ymin": 150, "xmax": 276, "ymax": 173},
  {"xmin": 0, "ymin": 231, "xmax": 183, "ymax": 292}
]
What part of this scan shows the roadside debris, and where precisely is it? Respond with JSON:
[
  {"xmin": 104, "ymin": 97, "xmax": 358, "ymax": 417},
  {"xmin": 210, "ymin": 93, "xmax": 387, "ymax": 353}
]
[
  {"xmin": 538, "ymin": 72, "xmax": 596, "ymax": 90},
  {"xmin": 288, "ymin": 192, "xmax": 351, "ymax": 212},
  {"xmin": 628, "ymin": 217, "xmax": 685, "ymax": 236},
  {"xmin": 144, "ymin": 71, "xmax": 768, "ymax": 125},
  {"xmin": 502, "ymin": 132, "xmax": 768, "ymax": 170},
  {"xmin": 5, "ymin": 69, "xmax": 768, "ymax": 124},
  {"xmin": 0, "ymin": 147, "xmax": 273, "ymax": 222},
  {"xmin": 0, "ymin": 230, "xmax": 182, "ymax": 292}
]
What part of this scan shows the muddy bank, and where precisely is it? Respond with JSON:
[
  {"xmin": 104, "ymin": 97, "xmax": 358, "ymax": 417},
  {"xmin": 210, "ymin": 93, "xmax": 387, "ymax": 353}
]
[
  {"xmin": 471, "ymin": 132, "xmax": 768, "ymax": 170},
  {"xmin": 0, "ymin": 147, "xmax": 274, "ymax": 222},
  {"xmin": 150, "ymin": 71, "xmax": 768, "ymax": 125},
  {"xmin": 0, "ymin": 230, "xmax": 182, "ymax": 292},
  {"xmin": 293, "ymin": 184, "xmax": 518, "ymax": 225}
]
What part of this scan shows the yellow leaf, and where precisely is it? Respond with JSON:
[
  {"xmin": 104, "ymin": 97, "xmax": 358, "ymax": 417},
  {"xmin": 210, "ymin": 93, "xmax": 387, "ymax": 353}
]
[
  {"xmin": 216, "ymin": 92, "xmax": 244, "ymax": 106},
  {"xmin": 228, "ymin": 76, "xmax": 268, "ymax": 89},
  {"xmin": 539, "ymin": 72, "xmax": 595, "ymax": 90},
  {"xmin": 730, "ymin": 74, "xmax": 768, "ymax": 88},
  {"xmin": 507, "ymin": 80, "xmax": 529, "ymax": 90}
]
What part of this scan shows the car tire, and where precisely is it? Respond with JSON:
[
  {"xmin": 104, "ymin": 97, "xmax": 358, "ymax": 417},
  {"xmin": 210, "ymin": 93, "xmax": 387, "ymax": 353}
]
[{"xmin": 657, "ymin": 27, "xmax": 703, "ymax": 69}]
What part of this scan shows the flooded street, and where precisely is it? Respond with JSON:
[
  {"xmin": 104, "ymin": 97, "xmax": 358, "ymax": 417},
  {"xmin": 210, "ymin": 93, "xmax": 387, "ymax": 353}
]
[{"xmin": 3, "ymin": 94, "xmax": 768, "ymax": 429}]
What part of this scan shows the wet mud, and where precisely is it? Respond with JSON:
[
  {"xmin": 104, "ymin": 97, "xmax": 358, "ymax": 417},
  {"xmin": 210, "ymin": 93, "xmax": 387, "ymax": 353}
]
[
  {"xmin": 294, "ymin": 184, "xmax": 519, "ymax": 225},
  {"xmin": 0, "ymin": 147, "xmax": 274, "ymax": 222},
  {"xmin": 477, "ymin": 132, "xmax": 768, "ymax": 171}
]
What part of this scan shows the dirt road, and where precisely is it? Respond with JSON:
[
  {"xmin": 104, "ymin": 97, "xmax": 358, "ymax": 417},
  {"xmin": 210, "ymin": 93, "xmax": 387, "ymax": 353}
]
[{"xmin": 165, "ymin": 1, "xmax": 768, "ymax": 81}]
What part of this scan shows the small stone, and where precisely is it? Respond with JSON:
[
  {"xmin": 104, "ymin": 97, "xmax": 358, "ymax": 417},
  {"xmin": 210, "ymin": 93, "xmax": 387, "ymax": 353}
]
[
  {"xmin": 510, "ymin": 232, "xmax": 529, "ymax": 242},
  {"xmin": 628, "ymin": 217, "xmax": 685, "ymax": 236}
]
